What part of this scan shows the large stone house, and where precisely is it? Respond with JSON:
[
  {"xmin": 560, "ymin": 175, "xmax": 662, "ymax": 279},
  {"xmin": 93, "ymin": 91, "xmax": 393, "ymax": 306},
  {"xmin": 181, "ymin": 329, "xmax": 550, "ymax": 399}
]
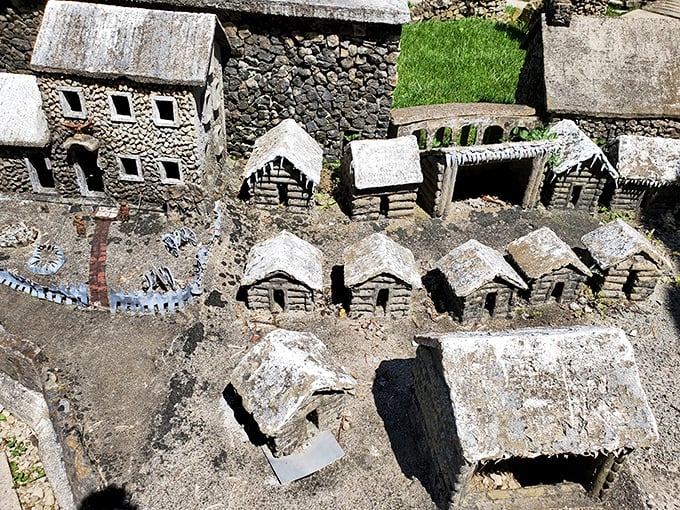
[
  {"xmin": 0, "ymin": 72, "xmax": 51, "ymax": 196},
  {"xmin": 29, "ymin": 0, "xmax": 228, "ymax": 209},
  {"xmin": 581, "ymin": 219, "xmax": 669, "ymax": 301},
  {"xmin": 413, "ymin": 327, "xmax": 658, "ymax": 509},
  {"xmin": 241, "ymin": 231, "xmax": 323, "ymax": 313},
  {"xmin": 507, "ymin": 227, "xmax": 591, "ymax": 305},
  {"xmin": 343, "ymin": 233, "xmax": 422, "ymax": 318},
  {"xmin": 230, "ymin": 329, "xmax": 355, "ymax": 457}
]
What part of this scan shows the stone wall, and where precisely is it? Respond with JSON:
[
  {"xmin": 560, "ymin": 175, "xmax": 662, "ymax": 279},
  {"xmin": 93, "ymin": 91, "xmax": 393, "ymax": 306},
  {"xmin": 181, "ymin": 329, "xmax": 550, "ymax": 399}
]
[
  {"xmin": 0, "ymin": 0, "xmax": 42, "ymax": 73},
  {"xmin": 571, "ymin": 0, "xmax": 609, "ymax": 16},
  {"xmin": 556, "ymin": 116, "xmax": 680, "ymax": 147},
  {"xmin": 0, "ymin": 147, "xmax": 33, "ymax": 194},
  {"xmin": 349, "ymin": 274, "xmax": 412, "ymax": 317},
  {"xmin": 409, "ymin": 0, "xmax": 505, "ymax": 21}
]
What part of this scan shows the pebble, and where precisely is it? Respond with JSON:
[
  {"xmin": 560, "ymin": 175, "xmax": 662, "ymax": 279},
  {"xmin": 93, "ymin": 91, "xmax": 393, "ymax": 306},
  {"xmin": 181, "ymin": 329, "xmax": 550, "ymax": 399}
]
[
  {"xmin": 630, "ymin": 329, "xmax": 638, "ymax": 337},
  {"xmin": 569, "ymin": 302, "xmax": 581, "ymax": 311}
]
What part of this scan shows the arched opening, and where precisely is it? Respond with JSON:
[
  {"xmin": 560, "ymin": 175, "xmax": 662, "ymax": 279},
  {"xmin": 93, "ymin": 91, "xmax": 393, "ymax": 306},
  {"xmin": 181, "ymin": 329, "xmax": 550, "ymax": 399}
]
[
  {"xmin": 458, "ymin": 124, "xmax": 477, "ymax": 146},
  {"xmin": 482, "ymin": 125, "xmax": 504, "ymax": 144},
  {"xmin": 412, "ymin": 129, "xmax": 428, "ymax": 150},
  {"xmin": 433, "ymin": 126, "xmax": 453, "ymax": 148}
]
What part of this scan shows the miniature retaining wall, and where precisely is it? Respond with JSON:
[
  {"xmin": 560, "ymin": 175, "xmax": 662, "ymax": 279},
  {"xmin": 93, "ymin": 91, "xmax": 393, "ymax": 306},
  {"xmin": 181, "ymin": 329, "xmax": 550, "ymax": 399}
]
[
  {"xmin": 0, "ymin": 0, "xmax": 42, "ymax": 73},
  {"xmin": 409, "ymin": 0, "xmax": 505, "ymax": 21}
]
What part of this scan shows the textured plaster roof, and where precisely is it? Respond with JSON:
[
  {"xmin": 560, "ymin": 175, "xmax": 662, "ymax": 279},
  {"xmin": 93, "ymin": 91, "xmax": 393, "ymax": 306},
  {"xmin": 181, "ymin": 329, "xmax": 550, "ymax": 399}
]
[
  {"xmin": 31, "ymin": 1, "xmax": 226, "ymax": 86},
  {"xmin": 0, "ymin": 73, "xmax": 49, "ymax": 147},
  {"xmin": 548, "ymin": 120, "xmax": 618, "ymax": 179},
  {"xmin": 231, "ymin": 329, "xmax": 356, "ymax": 437},
  {"xmin": 615, "ymin": 135, "xmax": 680, "ymax": 184},
  {"xmin": 242, "ymin": 231, "xmax": 323, "ymax": 291},
  {"xmin": 415, "ymin": 327, "xmax": 659, "ymax": 464},
  {"xmin": 507, "ymin": 227, "xmax": 591, "ymax": 279},
  {"xmin": 581, "ymin": 219, "xmax": 669, "ymax": 271},
  {"xmin": 435, "ymin": 240, "xmax": 527, "ymax": 297},
  {"xmin": 348, "ymin": 136, "xmax": 423, "ymax": 190},
  {"xmin": 343, "ymin": 233, "xmax": 422, "ymax": 289},
  {"xmin": 242, "ymin": 119, "xmax": 323, "ymax": 185}
]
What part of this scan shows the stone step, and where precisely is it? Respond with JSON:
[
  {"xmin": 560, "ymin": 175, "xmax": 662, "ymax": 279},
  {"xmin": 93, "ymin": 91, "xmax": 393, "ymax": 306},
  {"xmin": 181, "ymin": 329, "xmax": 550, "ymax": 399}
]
[{"xmin": 0, "ymin": 453, "xmax": 22, "ymax": 510}]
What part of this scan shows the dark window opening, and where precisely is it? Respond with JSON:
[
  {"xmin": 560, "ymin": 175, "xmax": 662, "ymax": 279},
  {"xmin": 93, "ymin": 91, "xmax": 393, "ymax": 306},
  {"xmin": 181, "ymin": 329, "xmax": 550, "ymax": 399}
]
[
  {"xmin": 74, "ymin": 150, "xmax": 104, "ymax": 193},
  {"xmin": 484, "ymin": 292, "xmax": 497, "ymax": 316},
  {"xmin": 306, "ymin": 410, "xmax": 319, "ymax": 429},
  {"xmin": 622, "ymin": 271, "xmax": 639, "ymax": 298},
  {"xmin": 111, "ymin": 94, "xmax": 132, "ymax": 117},
  {"xmin": 551, "ymin": 282, "xmax": 565, "ymax": 302},
  {"xmin": 412, "ymin": 129, "xmax": 427, "ymax": 149},
  {"xmin": 272, "ymin": 288, "xmax": 286, "ymax": 311},
  {"xmin": 458, "ymin": 124, "xmax": 477, "ymax": 146},
  {"xmin": 155, "ymin": 99, "xmax": 175, "ymax": 122},
  {"xmin": 277, "ymin": 183, "xmax": 288, "ymax": 205},
  {"xmin": 120, "ymin": 157, "xmax": 140, "ymax": 176},
  {"xmin": 379, "ymin": 195, "xmax": 389, "ymax": 217},
  {"xmin": 376, "ymin": 288, "xmax": 389, "ymax": 313},
  {"xmin": 482, "ymin": 125, "xmax": 504, "ymax": 144},
  {"xmin": 570, "ymin": 185, "xmax": 583, "ymax": 206},
  {"xmin": 28, "ymin": 155, "xmax": 55, "ymax": 188},
  {"xmin": 452, "ymin": 159, "xmax": 533, "ymax": 205},
  {"xmin": 160, "ymin": 160, "xmax": 181, "ymax": 181},
  {"xmin": 62, "ymin": 90, "xmax": 83, "ymax": 112},
  {"xmin": 433, "ymin": 126, "xmax": 453, "ymax": 147}
]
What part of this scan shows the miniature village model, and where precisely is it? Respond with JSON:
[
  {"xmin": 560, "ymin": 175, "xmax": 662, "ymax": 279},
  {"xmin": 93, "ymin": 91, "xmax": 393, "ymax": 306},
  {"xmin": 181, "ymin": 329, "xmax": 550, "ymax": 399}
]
[{"xmin": 0, "ymin": 0, "xmax": 678, "ymax": 508}]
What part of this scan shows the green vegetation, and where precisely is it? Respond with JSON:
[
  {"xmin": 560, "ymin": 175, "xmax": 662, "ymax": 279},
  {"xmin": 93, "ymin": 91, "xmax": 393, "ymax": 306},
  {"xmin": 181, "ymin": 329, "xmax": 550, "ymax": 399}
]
[
  {"xmin": 598, "ymin": 206, "xmax": 636, "ymax": 223},
  {"xmin": 393, "ymin": 18, "xmax": 527, "ymax": 108}
]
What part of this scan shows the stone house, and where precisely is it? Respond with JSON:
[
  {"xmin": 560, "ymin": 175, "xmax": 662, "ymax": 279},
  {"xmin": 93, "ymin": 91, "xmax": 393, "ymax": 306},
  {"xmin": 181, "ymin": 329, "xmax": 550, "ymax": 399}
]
[
  {"xmin": 541, "ymin": 120, "xmax": 618, "ymax": 211},
  {"xmin": 581, "ymin": 219, "xmax": 669, "ymax": 301},
  {"xmin": 412, "ymin": 327, "xmax": 658, "ymax": 509},
  {"xmin": 241, "ymin": 231, "xmax": 323, "ymax": 313},
  {"xmin": 343, "ymin": 233, "xmax": 422, "ymax": 318},
  {"xmin": 29, "ymin": 0, "xmax": 228, "ymax": 209},
  {"xmin": 0, "ymin": 72, "xmax": 52, "ymax": 196},
  {"xmin": 507, "ymin": 227, "xmax": 592, "ymax": 305},
  {"xmin": 240, "ymin": 119, "xmax": 322, "ymax": 211},
  {"xmin": 434, "ymin": 239, "xmax": 527, "ymax": 323},
  {"xmin": 341, "ymin": 135, "xmax": 423, "ymax": 220},
  {"xmin": 230, "ymin": 329, "xmax": 355, "ymax": 457},
  {"xmin": 607, "ymin": 135, "xmax": 680, "ymax": 213}
]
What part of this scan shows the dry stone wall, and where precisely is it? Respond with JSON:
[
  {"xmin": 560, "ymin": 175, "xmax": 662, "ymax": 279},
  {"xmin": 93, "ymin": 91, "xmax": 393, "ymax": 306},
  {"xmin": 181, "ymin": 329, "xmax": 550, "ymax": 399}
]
[
  {"xmin": 557, "ymin": 116, "xmax": 680, "ymax": 147},
  {"xmin": 0, "ymin": 0, "xmax": 42, "ymax": 73},
  {"xmin": 409, "ymin": 0, "xmax": 506, "ymax": 21},
  {"xmin": 0, "ymin": 148, "xmax": 32, "ymax": 194}
]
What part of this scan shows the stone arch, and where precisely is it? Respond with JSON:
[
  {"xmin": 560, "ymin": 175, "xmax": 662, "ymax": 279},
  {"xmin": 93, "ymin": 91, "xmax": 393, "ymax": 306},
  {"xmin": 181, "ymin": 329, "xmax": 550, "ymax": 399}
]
[{"xmin": 482, "ymin": 125, "xmax": 504, "ymax": 144}]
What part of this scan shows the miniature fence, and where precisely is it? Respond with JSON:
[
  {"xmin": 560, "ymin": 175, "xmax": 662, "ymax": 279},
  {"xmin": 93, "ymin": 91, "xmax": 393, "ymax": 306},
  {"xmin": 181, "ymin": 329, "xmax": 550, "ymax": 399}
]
[{"xmin": 0, "ymin": 268, "xmax": 89, "ymax": 307}]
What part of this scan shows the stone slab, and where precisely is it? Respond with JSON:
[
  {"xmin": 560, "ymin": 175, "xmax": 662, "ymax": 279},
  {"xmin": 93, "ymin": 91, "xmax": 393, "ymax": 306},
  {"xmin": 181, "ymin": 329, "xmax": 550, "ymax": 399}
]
[
  {"xmin": 0, "ymin": 453, "xmax": 21, "ymax": 510},
  {"xmin": 390, "ymin": 102, "xmax": 537, "ymax": 126}
]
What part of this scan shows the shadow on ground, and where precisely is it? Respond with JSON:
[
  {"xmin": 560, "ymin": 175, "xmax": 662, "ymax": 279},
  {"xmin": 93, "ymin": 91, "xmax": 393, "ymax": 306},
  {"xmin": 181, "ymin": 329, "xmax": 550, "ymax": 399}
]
[{"xmin": 78, "ymin": 485, "xmax": 138, "ymax": 510}]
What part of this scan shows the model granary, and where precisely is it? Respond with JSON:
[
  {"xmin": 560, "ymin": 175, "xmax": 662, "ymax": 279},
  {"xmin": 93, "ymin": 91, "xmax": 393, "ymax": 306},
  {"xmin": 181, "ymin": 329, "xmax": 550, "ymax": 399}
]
[
  {"xmin": 541, "ymin": 120, "xmax": 618, "ymax": 212},
  {"xmin": 240, "ymin": 119, "xmax": 322, "ymax": 210},
  {"xmin": 0, "ymin": 73, "xmax": 51, "ymax": 195},
  {"xmin": 241, "ymin": 231, "xmax": 323, "ymax": 313},
  {"xmin": 434, "ymin": 239, "xmax": 527, "ymax": 323},
  {"xmin": 341, "ymin": 135, "xmax": 422, "ymax": 220},
  {"xmin": 343, "ymin": 233, "xmax": 421, "ymax": 318},
  {"xmin": 229, "ymin": 329, "xmax": 356, "ymax": 457},
  {"xmin": 581, "ymin": 218, "xmax": 669, "ymax": 301},
  {"xmin": 506, "ymin": 227, "xmax": 591, "ymax": 305},
  {"xmin": 412, "ymin": 327, "xmax": 658, "ymax": 509},
  {"xmin": 29, "ymin": 0, "xmax": 227, "ymax": 208}
]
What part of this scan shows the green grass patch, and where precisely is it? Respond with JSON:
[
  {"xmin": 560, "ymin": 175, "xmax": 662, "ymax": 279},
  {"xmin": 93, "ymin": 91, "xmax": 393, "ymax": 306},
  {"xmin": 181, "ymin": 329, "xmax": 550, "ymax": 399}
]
[{"xmin": 393, "ymin": 18, "xmax": 527, "ymax": 108}]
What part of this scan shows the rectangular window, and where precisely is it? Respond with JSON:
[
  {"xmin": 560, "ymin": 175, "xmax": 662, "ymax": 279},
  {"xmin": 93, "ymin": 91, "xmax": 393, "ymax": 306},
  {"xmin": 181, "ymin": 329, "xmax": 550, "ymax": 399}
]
[
  {"xmin": 117, "ymin": 155, "xmax": 143, "ymax": 182},
  {"xmin": 108, "ymin": 92, "xmax": 135, "ymax": 123},
  {"xmin": 158, "ymin": 158, "xmax": 182, "ymax": 183},
  {"xmin": 58, "ymin": 87, "xmax": 87, "ymax": 119},
  {"xmin": 151, "ymin": 96, "xmax": 178, "ymax": 127},
  {"xmin": 26, "ymin": 155, "xmax": 56, "ymax": 192}
]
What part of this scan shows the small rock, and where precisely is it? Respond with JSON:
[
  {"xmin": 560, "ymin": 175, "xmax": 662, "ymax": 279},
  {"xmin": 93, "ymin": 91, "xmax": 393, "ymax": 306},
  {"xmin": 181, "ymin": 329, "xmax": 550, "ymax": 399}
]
[
  {"xmin": 569, "ymin": 302, "xmax": 581, "ymax": 311},
  {"xmin": 629, "ymin": 329, "xmax": 638, "ymax": 337}
]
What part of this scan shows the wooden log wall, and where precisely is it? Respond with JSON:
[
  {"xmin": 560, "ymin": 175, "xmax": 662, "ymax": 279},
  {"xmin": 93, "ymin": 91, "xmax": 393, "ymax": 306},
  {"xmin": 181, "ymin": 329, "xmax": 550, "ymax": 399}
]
[
  {"xmin": 543, "ymin": 166, "xmax": 607, "ymax": 212},
  {"xmin": 349, "ymin": 274, "xmax": 412, "ymax": 318},
  {"xmin": 526, "ymin": 266, "xmax": 587, "ymax": 305},
  {"xmin": 609, "ymin": 183, "xmax": 648, "ymax": 212},
  {"xmin": 416, "ymin": 155, "xmax": 445, "ymax": 216},
  {"xmin": 350, "ymin": 188, "xmax": 419, "ymax": 221},
  {"xmin": 248, "ymin": 158, "xmax": 312, "ymax": 211},
  {"xmin": 247, "ymin": 275, "xmax": 314, "ymax": 312},
  {"xmin": 599, "ymin": 260, "xmax": 659, "ymax": 301},
  {"xmin": 458, "ymin": 280, "xmax": 516, "ymax": 323}
]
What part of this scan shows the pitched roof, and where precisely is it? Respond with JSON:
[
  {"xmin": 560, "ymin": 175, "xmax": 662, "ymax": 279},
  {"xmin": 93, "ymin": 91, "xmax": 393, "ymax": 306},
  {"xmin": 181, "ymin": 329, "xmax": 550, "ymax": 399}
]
[
  {"xmin": 0, "ymin": 73, "xmax": 49, "ymax": 147},
  {"xmin": 435, "ymin": 240, "xmax": 527, "ymax": 297},
  {"xmin": 230, "ymin": 329, "xmax": 356, "ymax": 437},
  {"xmin": 343, "ymin": 233, "xmax": 422, "ymax": 289},
  {"xmin": 507, "ymin": 227, "xmax": 591, "ymax": 279},
  {"xmin": 548, "ymin": 120, "xmax": 618, "ymax": 179},
  {"xmin": 581, "ymin": 219, "xmax": 669, "ymax": 271},
  {"xmin": 415, "ymin": 327, "xmax": 658, "ymax": 464},
  {"xmin": 242, "ymin": 119, "xmax": 323, "ymax": 186},
  {"xmin": 31, "ymin": 1, "xmax": 227, "ymax": 87},
  {"xmin": 615, "ymin": 135, "xmax": 680, "ymax": 185},
  {"xmin": 347, "ymin": 136, "xmax": 423, "ymax": 190},
  {"xmin": 242, "ymin": 231, "xmax": 323, "ymax": 291}
]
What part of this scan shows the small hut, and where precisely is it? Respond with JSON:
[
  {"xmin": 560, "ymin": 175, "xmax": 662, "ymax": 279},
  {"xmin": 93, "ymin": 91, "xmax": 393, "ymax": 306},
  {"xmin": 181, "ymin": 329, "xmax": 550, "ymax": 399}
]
[
  {"xmin": 507, "ymin": 227, "xmax": 591, "ymax": 305},
  {"xmin": 412, "ymin": 327, "xmax": 658, "ymax": 509},
  {"xmin": 230, "ymin": 329, "xmax": 356, "ymax": 457},
  {"xmin": 343, "ymin": 233, "xmax": 422, "ymax": 317},
  {"xmin": 240, "ymin": 119, "xmax": 322, "ymax": 211},
  {"xmin": 341, "ymin": 135, "xmax": 422, "ymax": 220},
  {"xmin": 581, "ymin": 219, "xmax": 669, "ymax": 301},
  {"xmin": 542, "ymin": 120, "xmax": 618, "ymax": 211},
  {"xmin": 241, "ymin": 231, "xmax": 323, "ymax": 312},
  {"xmin": 434, "ymin": 240, "xmax": 527, "ymax": 323},
  {"xmin": 608, "ymin": 135, "xmax": 680, "ymax": 213}
]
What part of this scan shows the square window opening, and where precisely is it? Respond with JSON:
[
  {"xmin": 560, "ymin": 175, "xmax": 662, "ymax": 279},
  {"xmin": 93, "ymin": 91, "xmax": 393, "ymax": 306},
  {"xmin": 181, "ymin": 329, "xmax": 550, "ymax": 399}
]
[
  {"xmin": 112, "ymin": 95, "xmax": 132, "ymax": 117},
  {"xmin": 59, "ymin": 88, "xmax": 87, "ymax": 119},
  {"xmin": 159, "ymin": 160, "xmax": 182, "ymax": 183},
  {"xmin": 156, "ymin": 99, "xmax": 175, "ymax": 122},
  {"xmin": 63, "ymin": 90, "xmax": 83, "ymax": 112},
  {"xmin": 27, "ymin": 155, "xmax": 55, "ymax": 190},
  {"xmin": 120, "ymin": 157, "xmax": 140, "ymax": 176}
]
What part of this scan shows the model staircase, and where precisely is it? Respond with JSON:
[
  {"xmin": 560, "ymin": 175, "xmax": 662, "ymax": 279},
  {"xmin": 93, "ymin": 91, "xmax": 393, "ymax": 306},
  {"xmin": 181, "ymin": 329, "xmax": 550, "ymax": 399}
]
[{"xmin": 642, "ymin": 0, "xmax": 680, "ymax": 19}]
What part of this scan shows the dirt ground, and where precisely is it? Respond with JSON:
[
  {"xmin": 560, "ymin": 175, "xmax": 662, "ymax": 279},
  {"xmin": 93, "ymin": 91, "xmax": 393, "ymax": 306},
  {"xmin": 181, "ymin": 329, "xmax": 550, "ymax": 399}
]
[{"xmin": 0, "ymin": 190, "xmax": 678, "ymax": 510}]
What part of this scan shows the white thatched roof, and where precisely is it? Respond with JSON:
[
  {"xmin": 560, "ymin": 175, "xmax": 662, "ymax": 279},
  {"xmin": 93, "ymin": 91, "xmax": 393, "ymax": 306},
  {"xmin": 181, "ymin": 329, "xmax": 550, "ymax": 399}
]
[
  {"xmin": 242, "ymin": 231, "xmax": 323, "ymax": 291},
  {"xmin": 31, "ymin": 1, "xmax": 226, "ymax": 86},
  {"xmin": 0, "ymin": 73, "xmax": 49, "ymax": 147},
  {"xmin": 415, "ymin": 326, "xmax": 658, "ymax": 464},
  {"xmin": 435, "ymin": 240, "xmax": 527, "ymax": 297},
  {"xmin": 548, "ymin": 120, "xmax": 618, "ymax": 180},
  {"xmin": 347, "ymin": 135, "xmax": 422, "ymax": 190},
  {"xmin": 343, "ymin": 233, "xmax": 422, "ymax": 289},
  {"xmin": 615, "ymin": 135, "xmax": 680, "ymax": 185},
  {"xmin": 581, "ymin": 219, "xmax": 669, "ymax": 271},
  {"xmin": 242, "ymin": 119, "xmax": 323, "ymax": 186},
  {"xmin": 507, "ymin": 227, "xmax": 591, "ymax": 280},
  {"xmin": 231, "ymin": 329, "xmax": 356, "ymax": 437}
]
